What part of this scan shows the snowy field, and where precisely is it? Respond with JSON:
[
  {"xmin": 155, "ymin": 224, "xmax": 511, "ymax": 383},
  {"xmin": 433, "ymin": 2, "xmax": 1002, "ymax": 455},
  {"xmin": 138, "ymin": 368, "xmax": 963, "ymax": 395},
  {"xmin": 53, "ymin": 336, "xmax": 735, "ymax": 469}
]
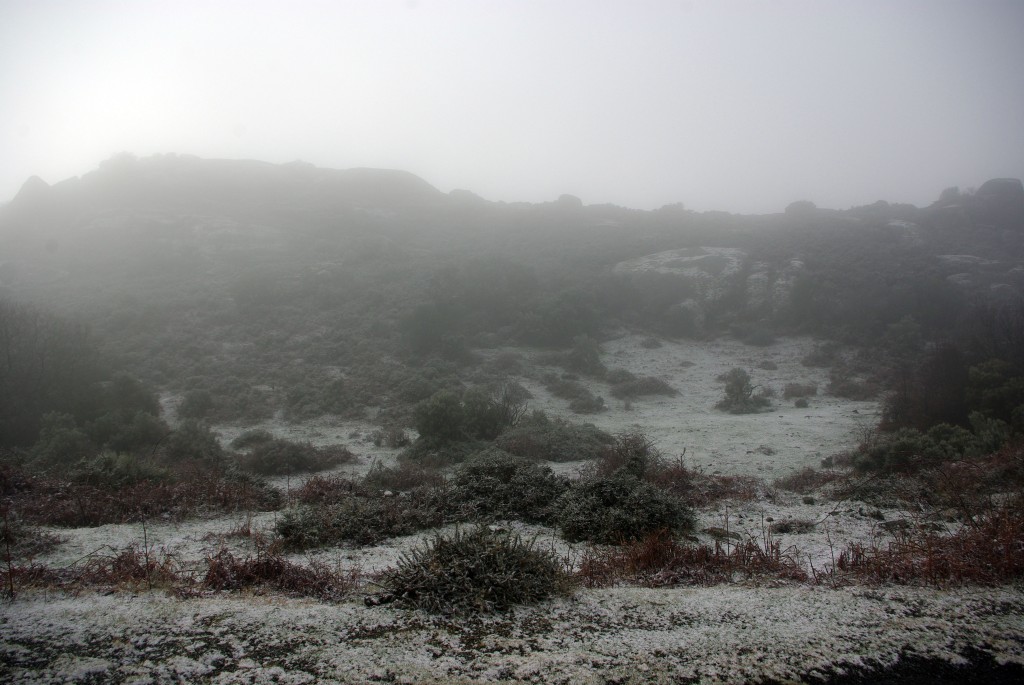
[{"xmin": 3, "ymin": 336, "xmax": 1023, "ymax": 684}]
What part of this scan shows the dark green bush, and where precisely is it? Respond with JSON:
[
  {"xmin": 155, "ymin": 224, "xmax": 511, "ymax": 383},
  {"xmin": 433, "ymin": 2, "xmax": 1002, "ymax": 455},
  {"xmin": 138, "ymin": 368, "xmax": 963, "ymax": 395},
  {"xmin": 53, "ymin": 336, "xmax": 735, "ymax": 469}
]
[
  {"xmin": 363, "ymin": 460, "xmax": 444, "ymax": 492},
  {"xmin": 230, "ymin": 429, "xmax": 275, "ymax": 450},
  {"xmin": 609, "ymin": 376, "xmax": 678, "ymax": 400},
  {"xmin": 494, "ymin": 412, "xmax": 614, "ymax": 462},
  {"xmin": 88, "ymin": 410, "xmax": 168, "ymax": 454},
  {"xmin": 557, "ymin": 471, "xmax": 693, "ymax": 544},
  {"xmin": 178, "ymin": 389, "xmax": 215, "ymax": 420},
  {"xmin": 162, "ymin": 420, "xmax": 226, "ymax": 468},
  {"xmin": 413, "ymin": 389, "xmax": 465, "ymax": 447},
  {"xmin": 715, "ymin": 368, "xmax": 771, "ymax": 414},
  {"xmin": 29, "ymin": 413, "xmax": 95, "ymax": 469},
  {"xmin": 275, "ymin": 491, "xmax": 446, "ymax": 549},
  {"xmin": 782, "ymin": 382, "xmax": 818, "ymax": 399},
  {"xmin": 542, "ymin": 374, "xmax": 606, "ymax": 413},
  {"xmin": 413, "ymin": 384, "xmax": 527, "ymax": 448},
  {"xmin": 856, "ymin": 414, "xmax": 1010, "ymax": 473},
  {"xmin": 605, "ymin": 368, "xmax": 637, "ymax": 385},
  {"xmin": 70, "ymin": 451, "xmax": 170, "ymax": 488},
  {"xmin": 374, "ymin": 527, "xmax": 570, "ymax": 614},
  {"xmin": 448, "ymin": 449, "xmax": 570, "ymax": 524}
]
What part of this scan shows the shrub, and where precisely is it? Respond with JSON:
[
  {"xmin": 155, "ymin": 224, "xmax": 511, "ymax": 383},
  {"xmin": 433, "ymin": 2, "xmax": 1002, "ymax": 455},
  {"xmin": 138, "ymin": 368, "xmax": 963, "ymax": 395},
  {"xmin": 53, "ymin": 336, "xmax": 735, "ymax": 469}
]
[
  {"xmin": 541, "ymin": 374, "xmax": 605, "ymax": 414},
  {"xmin": 557, "ymin": 471, "xmax": 693, "ymax": 544},
  {"xmin": 413, "ymin": 383, "xmax": 527, "ymax": 447},
  {"xmin": 275, "ymin": 491, "xmax": 446, "ymax": 549},
  {"xmin": 855, "ymin": 412, "xmax": 1015, "ymax": 474},
  {"xmin": 363, "ymin": 460, "xmax": 444, "ymax": 492},
  {"xmin": 413, "ymin": 389, "xmax": 465, "ymax": 446},
  {"xmin": 827, "ymin": 370, "xmax": 880, "ymax": 400},
  {"xmin": 234, "ymin": 438, "xmax": 354, "ymax": 476},
  {"xmin": 609, "ymin": 375, "xmax": 678, "ymax": 400},
  {"xmin": 773, "ymin": 466, "xmax": 846, "ymax": 494},
  {"xmin": 568, "ymin": 392, "xmax": 606, "ymax": 414},
  {"xmin": 178, "ymin": 389, "xmax": 215, "ymax": 420},
  {"xmin": 494, "ymin": 412, "xmax": 614, "ymax": 462},
  {"xmin": 230, "ymin": 429, "xmax": 275, "ymax": 450},
  {"xmin": 833, "ymin": 501, "xmax": 1024, "ymax": 585},
  {"xmin": 715, "ymin": 368, "xmax": 771, "ymax": 414},
  {"xmin": 370, "ymin": 426, "xmax": 411, "ymax": 448},
  {"xmin": 605, "ymin": 368, "xmax": 637, "ymax": 385},
  {"xmin": 29, "ymin": 413, "xmax": 95, "ymax": 469},
  {"xmin": 162, "ymin": 420, "xmax": 226, "ymax": 468},
  {"xmin": 783, "ymin": 382, "xmax": 818, "ymax": 399},
  {"xmin": 594, "ymin": 431, "xmax": 660, "ymax": 480},
  {"xmin": 203, "ymin": 549, "xmax": 354, "ymax": 602},
  {"xmin": 373, "ymin": 527, "xmax": 570, "ymax": 614},
  {"xmin": 801, "ymin": 342, "xmax": 842, "ymax": 367},
  {"xmin": 577, "ymin": 529, "xmax": 807, "ymax": 587},
  {"xmin": 70, "ymin": 451, "xmax": 170, "ymax": 489},
  {"xmin": 564, "ymin": 335, "xmax": 606, "ymax": 376},
  {"xmin": 448, "ymin": 449, "xmax": 570, "ymax": 524}
]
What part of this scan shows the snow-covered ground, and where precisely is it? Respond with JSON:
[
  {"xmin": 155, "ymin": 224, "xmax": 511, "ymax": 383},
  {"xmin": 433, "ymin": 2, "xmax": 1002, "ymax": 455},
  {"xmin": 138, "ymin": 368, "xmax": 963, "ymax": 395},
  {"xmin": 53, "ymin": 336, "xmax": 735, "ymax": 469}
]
[{"xmin": 3, "ymin": 336, "xmax": 1023, "ymax": 684}]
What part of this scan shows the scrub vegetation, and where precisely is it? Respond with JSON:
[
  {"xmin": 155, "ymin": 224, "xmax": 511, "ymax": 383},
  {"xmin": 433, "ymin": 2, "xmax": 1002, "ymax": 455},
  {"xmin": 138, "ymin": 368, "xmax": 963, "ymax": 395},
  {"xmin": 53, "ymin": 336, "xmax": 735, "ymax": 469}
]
[{"xmin": 1, "ymin": 157, "xmax": 1024, "ymax": 682}]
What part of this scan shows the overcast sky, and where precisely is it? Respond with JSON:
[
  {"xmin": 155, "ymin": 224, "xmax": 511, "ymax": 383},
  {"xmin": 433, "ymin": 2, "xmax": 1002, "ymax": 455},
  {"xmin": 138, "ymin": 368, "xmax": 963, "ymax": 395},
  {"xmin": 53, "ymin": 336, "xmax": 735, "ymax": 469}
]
[{"xmin": 2, "ymin": 0, "xmax": 1023, "ymax": 213}]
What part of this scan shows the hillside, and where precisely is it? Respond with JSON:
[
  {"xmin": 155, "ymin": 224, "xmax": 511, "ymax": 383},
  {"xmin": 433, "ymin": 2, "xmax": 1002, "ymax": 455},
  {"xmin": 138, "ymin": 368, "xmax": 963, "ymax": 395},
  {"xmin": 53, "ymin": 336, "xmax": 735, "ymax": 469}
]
[{"xmin": 2, "ymin": 156, "xmax": 1024, "ymax": 683}]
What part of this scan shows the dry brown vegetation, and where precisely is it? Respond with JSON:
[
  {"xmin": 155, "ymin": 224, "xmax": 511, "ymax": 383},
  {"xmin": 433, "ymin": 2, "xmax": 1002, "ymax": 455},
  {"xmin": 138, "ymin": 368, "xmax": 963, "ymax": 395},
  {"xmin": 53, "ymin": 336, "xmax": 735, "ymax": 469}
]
[{"xmin": 578, "ymin": 528, "xmax": 807, "ymax": 587}]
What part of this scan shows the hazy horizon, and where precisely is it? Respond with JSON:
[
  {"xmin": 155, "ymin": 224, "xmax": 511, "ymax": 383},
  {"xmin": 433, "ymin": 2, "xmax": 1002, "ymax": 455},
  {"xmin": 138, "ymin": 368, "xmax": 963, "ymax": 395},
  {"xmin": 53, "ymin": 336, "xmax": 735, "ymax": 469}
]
[{"xmin": 3, "ymin": 0, "xmax": 1023, "ymax": 213}]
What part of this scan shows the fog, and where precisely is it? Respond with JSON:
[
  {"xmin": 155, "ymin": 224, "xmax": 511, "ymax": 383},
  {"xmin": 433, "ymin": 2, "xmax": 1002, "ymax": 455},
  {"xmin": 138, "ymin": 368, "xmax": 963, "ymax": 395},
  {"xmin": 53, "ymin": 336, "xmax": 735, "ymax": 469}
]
[{"xmin": 2, "ymin": 0, "xmax": 1023, "ymax": 212}]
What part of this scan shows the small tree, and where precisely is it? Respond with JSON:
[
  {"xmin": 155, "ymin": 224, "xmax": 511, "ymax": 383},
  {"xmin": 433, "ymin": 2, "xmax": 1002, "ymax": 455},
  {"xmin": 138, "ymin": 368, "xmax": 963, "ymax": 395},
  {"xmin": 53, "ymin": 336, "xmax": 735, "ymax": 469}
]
[
  {"xmin": 413, "ymin": 390, "xmax": 465, "ymax": 446},
  {"xmin": 715, "ymin": 368, "xmax": 770, "ymax": 414}
]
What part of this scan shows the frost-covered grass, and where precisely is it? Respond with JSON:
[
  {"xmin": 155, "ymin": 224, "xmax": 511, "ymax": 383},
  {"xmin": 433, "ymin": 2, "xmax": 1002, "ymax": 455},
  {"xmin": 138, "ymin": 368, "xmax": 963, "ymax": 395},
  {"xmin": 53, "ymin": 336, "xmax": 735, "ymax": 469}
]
[{"xmin": 3, "ymin": 335, "xmax": 1023, "ymax": 683}]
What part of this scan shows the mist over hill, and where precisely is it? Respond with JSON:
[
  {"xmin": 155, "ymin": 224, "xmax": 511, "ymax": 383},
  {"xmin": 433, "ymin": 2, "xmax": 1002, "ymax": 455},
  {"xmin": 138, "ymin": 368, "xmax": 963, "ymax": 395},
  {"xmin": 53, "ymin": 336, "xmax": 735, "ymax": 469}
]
[{"xmin": 1, "ymin": 153, "xmax": 1022, "ymax": 430}]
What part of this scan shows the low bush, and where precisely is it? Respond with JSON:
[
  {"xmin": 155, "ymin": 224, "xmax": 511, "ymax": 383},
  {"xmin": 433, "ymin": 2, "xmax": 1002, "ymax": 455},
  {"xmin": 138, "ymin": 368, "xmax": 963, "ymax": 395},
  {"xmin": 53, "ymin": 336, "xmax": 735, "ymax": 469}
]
[
  {"xmin": 363, "ymin": 460, "xmax": 445, "ymax": 492},
  {"xmin": 544, "ymin": 374, "xmax": 606, "ymax": 413},
  {"xmin": 203, "ymin": 549, "xmax": 354, "ymax": 601},
  {"xmin": 605, "ymin": 368, "xmax": 637, "ymax": 385},
  {"xmin": 370, "ymin": 426, "xmax": 411, "ymax": 448},
  {"xmin": 832, "ymin": 500, "xmax": 1024, "ymax": 585},
  {"xmin": 715, "ymin": 368, "xmax": 771, "ymax": 414},
  {"xmin": 773, "ymin": 466, "xmax": 847, "ymax": 494},
  {"xmin": 162, "ymin": 420, "xmax": 226, "ymax": 469},
  {"xmin": 827, "ymin": 371, "xmax": 880, "ymax": 400},
  {"xmin": 6, "ymin": 462, "xmax": 281, "ymax": 527},
  {"xmin": 783, "ymin": 382, "xmax": 818, "ymax": 399},
  {"xmin": 578, "ymin": 529, "xmax": 807, "ymax": 587},
  {"xmin": 373, "ymin": 527, "xmax": 570, "ymax": 614},
  {"xmin": 448, "ymin": 449, "xmax": 570, "ymax": 524},
  {"xmin": 230, "ymin": 429, "xmax": 275, "ymax": 450},
  {"xmin": 234, "ymin": 438, "xmax": 355, "ymax": 476},
  {"xmin": 494, "ymin": 412, "xmax": 614, "ymax": 462},
  {"xmin": 609, "ymin": 376, "xmax": 678, "ymax": 400},
  {"xmin": 802, "ymin": 342, "xmax": 842, "ymax": 367},
  {"xmin": 557, "ymin": 470, "xmax": 693, "ymax": 544},
  {"xmin": 769, "ymin": 519, "xmax": 817, "ymax": 534},
  {"xmin": 855, "ymin": 415, "xmax": 1009, "ymax": 473},
  {"xmin": 293, "ymin": 474, "xmax": 364, "ymax": 504},
  {"xmin": 413, "ymin": 383, "xmax": 528, "ymax": 448},
  {"xmin": 275, "ymin": 490, "xmax": 446, "ymax": 549}
]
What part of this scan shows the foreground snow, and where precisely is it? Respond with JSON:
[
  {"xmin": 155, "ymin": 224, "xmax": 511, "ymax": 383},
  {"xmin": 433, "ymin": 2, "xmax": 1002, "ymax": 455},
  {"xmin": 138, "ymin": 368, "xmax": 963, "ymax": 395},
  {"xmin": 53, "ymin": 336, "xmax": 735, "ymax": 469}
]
[{"xmin": 3, "ymin": 584, "xmax": 1022, "ymax": 684}]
